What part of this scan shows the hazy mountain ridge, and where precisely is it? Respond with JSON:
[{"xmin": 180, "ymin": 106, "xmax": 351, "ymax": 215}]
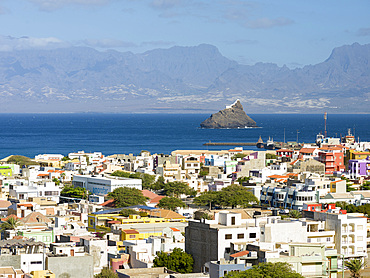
[{"xmin": 0, "ymin": 43, "xmax": 369, "ymax": 113}]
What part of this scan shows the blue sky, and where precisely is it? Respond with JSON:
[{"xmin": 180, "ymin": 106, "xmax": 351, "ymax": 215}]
[{"xmin": 0, "ymin": 0, "xmax": 369, "ymax": 68}]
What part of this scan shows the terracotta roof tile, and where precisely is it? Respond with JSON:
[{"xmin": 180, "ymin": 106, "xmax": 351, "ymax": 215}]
[
  {"xmin": 230, "ymin": 250, "xmax": 250, "ymax": 258},
  {"xmin": 141, "ymin": 190, "xmax": 159, "ymax": 200}
]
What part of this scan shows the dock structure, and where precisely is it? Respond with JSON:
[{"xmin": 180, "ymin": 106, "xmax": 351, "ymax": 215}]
[
  {"xmin": 203, "ymin": 141, "xmax": 307, "ymax": 149},
  {"xmin": 203, "ymin": 142, "xmax": 257, "ymax": 146}
]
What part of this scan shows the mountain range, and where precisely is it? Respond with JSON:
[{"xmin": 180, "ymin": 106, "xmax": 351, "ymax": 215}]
[{"xmin": 0, "ymin": 42, "xmax": 369, "ymax": 113}]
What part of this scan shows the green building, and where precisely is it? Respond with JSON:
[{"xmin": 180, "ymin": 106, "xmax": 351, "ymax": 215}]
[
  {"xmin": 17, "ymin": 229, "xmax": 54, "ymax": 245},
  {"xmin": 0, "ymin": 166, "xmax": 12, "ymax": 177}
]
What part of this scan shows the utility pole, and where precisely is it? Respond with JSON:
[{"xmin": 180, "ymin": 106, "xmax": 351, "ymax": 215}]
[
  {"xmin": 297, "ymin": 130, "xmax": 299, "ymax": 143},
  {"xmin": 324, "ymin": 112, "xmax": 327, "ymax": 138}
]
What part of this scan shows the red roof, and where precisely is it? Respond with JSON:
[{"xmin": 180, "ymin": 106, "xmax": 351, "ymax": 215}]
[
  {"xmin": 299, "ymin": 148, "xmax": 316, "ymax": 154},
  {"xmin": 107, "ymin": 220, "xmax": 121, "ymax": 224},
  {"xmin": 150, "ymin": 196, "xmax": 166, "ymax": 204},
  {"xmin": 141, "ymin": 190, "xmax": 159, "ymax": 200},
  {"xmin": 277, "ymin": 149, "xmax": 294, "ymax": 152},
  {"xmin": 230, "ymin": 250, "xmax": 250, "ymax": 258},
  {"xmin": 17, "ymin": 203, "xmax": 33, "ymax": 208},
  {"xmin": 268, "ymin": 175, "xmax": 289, "ymax": 179},
  {"xmin": 170, "ymin": 227, "xmax": 180, "ymax": 232},
  {"xmin": 1, "ymin": 214, "xmax": 20, "ymax": 221},
  {"xmin": 37, "ymin": 173, "xmax": 49, "ymax": 176},
  {"xmin": 101, "ymin": 199, "xmax": 115, "ymax": 207},
  {"xmin": 122, "ymin": 229, "xmax": 139, "ymax": 234}
]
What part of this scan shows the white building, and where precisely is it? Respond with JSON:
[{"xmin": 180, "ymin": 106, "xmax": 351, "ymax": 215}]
[
  {"xmin": 308, "ymin": 211, "xmax": 367, "ymax": 260},
  {"xmin": 8, "ymin": 181, "xmax": 61, "ymax": 203},
  {"xmin": 72, "ymin": 174, "xmax": 142, "ymax": 195},
  {"xmin": 34, "ymin": 154, "xmax": 64, "ymax": 161}
]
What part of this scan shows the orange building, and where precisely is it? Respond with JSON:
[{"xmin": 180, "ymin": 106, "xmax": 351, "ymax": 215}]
[{"xmin": 318, "ymin": 146, "xmax": 345, "ymax": 174}]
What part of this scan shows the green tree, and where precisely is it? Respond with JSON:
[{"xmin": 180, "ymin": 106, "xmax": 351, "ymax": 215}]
[
  {"xmin": 157, "ymin": 197, "xmax": 185, "ymax": 211},
  {"xmin": 198, "ymin": 170, "xmax": 208, "ymax": 177},
  {"xmin": 347, "ymin": 184, "xmax": 356, "ymax": 192},
  {"xmin": 163, "ymin": 181, "xmax": 195, "ymax": 198},
  {"xmin": 266, "ymin": 153, "xmax": 277, "ymax": 159},
  {"xmin": 111, "ymin": 170, "xmax": 131, "ymax": 178},
  {"xmin": 218, "ymin": 184, "xmax": 258, "ymax": 208},
  {"xmin": 52, "ymin": 177, "xmax": 61, "ymax": 186},
  {"xmin": 193, "ymin": 191, "xmax": 219, "ymax": 208},
  {"xmin": 289, "ymin": 210, "xmax": 302, "ymax": 219},
  {"xmin": 224, "ymin": 262, "xmax": 304, "ymax": 278},
  {"xmin": 237, "ymin": 176, "xmax": 250, "ymax": 185},
  {"xmin": 200, "ymin": 212, "xmax": 213, "ymax": 220},
  {"xmin": 151, "ymin": 176, "xmax": 166, "ymax": 191},
  {"xmin": 0, "ymin": 217, "xmax": 20, "ymax": 232},
  {"xmin": 119, "ymin": 208, "xmax": 139, "ymax": 217},
  {"xmin": 107, "ymin": 187, "xmax": 148, "ymax": 208},
  {"xmin": 153, "ymin": 248, "xmax": 194, "ymax": 273},
  {"xmin": 94, "ymin": 267, "xmax": 118, "ymax": 278},
  {"xmin": 111, "ymin": 171, "xmax": 156, "ymax": 189},
  {"xmin": 232, "ymin": 153, "xmax": 247, "ymax": 160},
  {"xmin": 60, "ymin": 185, "xmax": 87, "ymax": 199},
  {"xmin": 344, "ymin": 259, "xmax": 366, "ymax": 278},
  {"xmin": 61, "ymin": 156, "xmax": 70, "ymax": 161},
  {"xmin": 129, "ymin": 172, "xmax": 156, "ymax": 189}
]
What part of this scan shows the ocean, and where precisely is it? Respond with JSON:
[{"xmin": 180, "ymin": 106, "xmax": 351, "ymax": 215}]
[{"xmin": 0, "ymin": 113, "xmax": 369, "ymax": 159}]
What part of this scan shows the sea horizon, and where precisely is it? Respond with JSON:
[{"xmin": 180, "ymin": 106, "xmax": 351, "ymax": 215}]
[{"xmin": 0, "ymin": 113, "xmax": 369, "ymax": 159}]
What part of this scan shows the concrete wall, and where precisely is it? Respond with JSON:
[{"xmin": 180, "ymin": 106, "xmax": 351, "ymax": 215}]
[
  {"xmin": 46, "ymin": 255, "xmax": 94, "ymax": 278},
  {"xmin": 185, "ymin": 221, "xmax": 219, "ymax": 272},
  {"xmin": 0, "ymin": 255, "xmax": 21, "ymax": 269}
]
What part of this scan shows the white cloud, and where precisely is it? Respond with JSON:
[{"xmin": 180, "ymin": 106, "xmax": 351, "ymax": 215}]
[
  {"xmin": 141, "ymin": 40, "xmax": 175, "ymax": 47},
  {"xmin": 82, "ymin": 38, "xmax": 137, "ymax": 48},
  {"xmin": 149, "ymin": 0, "xmax": 183, "ymax": 10},
  {"xmin": 225, "ymin": 39, "xmax": 258, "ymax": 45},
  {"xmin": 357, "ymin": 27, "xmax": 370, "ymax": 37},
  {"xmin": 0, "ymin": 36, "xmax": 70, "ymax": 51},
  {"xmin": 245, "ymin": 17, "xmax": 294, "ymax": 29},
  {"xmin": 26, "ymin": 0, "xmax": 113, "ymax": 11}
]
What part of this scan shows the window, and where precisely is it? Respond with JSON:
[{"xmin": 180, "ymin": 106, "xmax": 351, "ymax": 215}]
[
  {"xmin": 30, "ymin": 261, "xmax": 42, "ymax": 264},
  {"xmin": 237, "ymin": 234, "xmax": 244, "ymax": 239},
  {"xmin": 327, "ymin": 237, "xmax": 331, "ymax": 242},
  {"xmin": 357, "ymin": 225, "xmax": 363, "ymax": 230},
  {"xmin": 129, "ymin": 235, "xmax": 136, "ymax": 239},
  {"xmin": 89, "ymin": 219, "xmax": 93, "ymax": 226},
  {"xmin": 357, "ymin": 236, "xmax": 363, "ymax": 241},
  {"xmin": 231, "ymin": 217, "xmax": 235, "ymax": 225},
  {"xmin": 225, "ymin": 234, "xmax": 232, "ymax": 240},
  {"xmin": 249, "ymin": 233, "xmax": 256, "ymax": 238}
]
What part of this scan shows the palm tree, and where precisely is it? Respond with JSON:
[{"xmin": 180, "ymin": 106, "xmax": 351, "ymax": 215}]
[
  {"xmin": 289, "ymin": 210, "xmax": 302, "ymax": 219},
  {"xmin": 344, "ymin": 259, "xmax": 366, "ymax": 278},
  {"xmin": 0, "ymin": 216, "xmax": 20, "ymax": 232}
]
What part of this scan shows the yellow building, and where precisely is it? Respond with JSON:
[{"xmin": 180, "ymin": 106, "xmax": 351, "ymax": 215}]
[
  {"xmin": 88, "ymin": 209, "xmax": 186, "ymax": 232},
  {"xmin": 28, "ymin": 270, "xmax": 55, "ymax": 278},
  {"xmin": 329, "ymin": 179, "xmax": 346, "ymax": 193},
  {"xmin": 121, "ymin": 228, "xmax": 162, "ymax": 240},
  {"xmin": 348, "ymin": 150, "xmax": 370, "ymax": 160}
]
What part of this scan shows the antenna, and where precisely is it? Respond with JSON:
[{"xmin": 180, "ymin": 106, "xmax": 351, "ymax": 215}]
[{"xmin": 324, "ymin": 112, "xmax": 327, "ymax": 137}]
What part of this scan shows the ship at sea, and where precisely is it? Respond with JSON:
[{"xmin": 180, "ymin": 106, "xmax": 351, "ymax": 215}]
[
  {"xmin": 256, "ymin": 136, "xmax": 264, "ymax": 148},
  {"xmin": 264, "ymin": 137, "xmax": 275, "ymax": 150}
]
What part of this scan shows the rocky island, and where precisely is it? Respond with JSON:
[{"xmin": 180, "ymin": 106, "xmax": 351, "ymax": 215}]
[{"xmin": 200, "ymin": 100, "xmax": 257, "ymax": 129}]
